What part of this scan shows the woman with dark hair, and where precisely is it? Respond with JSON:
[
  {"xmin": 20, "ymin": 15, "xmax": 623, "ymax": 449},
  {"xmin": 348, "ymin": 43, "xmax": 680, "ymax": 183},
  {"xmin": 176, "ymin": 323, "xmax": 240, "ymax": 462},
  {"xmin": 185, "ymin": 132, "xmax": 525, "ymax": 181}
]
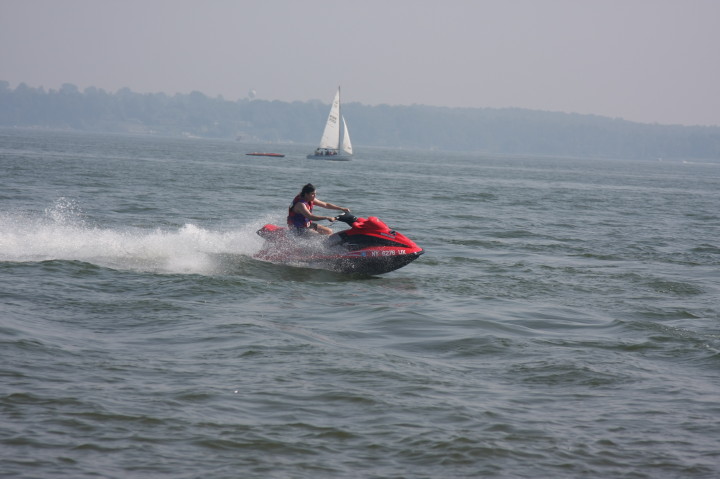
[{"xmin": 287, "ymin": 183, "xmax": 350, "ymax": 235}]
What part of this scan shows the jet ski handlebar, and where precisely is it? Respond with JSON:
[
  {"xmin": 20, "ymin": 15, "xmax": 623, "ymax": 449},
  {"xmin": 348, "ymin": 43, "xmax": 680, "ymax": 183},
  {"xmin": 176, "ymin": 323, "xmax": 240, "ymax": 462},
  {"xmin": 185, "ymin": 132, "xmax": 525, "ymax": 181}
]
[{"xmin": 334, "ymin": 212, "xmax": 358, "ymax": 225}]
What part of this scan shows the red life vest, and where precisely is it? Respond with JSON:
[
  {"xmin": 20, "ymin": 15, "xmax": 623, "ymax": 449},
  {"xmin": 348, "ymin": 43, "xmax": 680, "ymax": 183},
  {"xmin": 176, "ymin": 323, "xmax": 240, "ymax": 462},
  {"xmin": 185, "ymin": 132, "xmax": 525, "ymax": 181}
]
[{"xmin": 287, "ymin": 195, "xmax": 313, "ymax": 228}]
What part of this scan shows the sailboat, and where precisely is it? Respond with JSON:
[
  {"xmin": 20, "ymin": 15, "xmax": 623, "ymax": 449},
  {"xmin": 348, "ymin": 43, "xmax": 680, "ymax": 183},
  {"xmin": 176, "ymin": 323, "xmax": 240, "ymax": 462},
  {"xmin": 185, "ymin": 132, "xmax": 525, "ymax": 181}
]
[{"xmin": 307, "ymin": 87, "xmax": 353, "ymax": 161}]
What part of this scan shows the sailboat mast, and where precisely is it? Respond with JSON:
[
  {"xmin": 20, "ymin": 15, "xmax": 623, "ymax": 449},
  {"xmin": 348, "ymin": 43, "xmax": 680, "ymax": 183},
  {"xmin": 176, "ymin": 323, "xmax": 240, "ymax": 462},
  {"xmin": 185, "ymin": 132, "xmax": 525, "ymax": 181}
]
[{"xmin": 337, "ymin": 86, "xmax": 344, "ymax": 151}]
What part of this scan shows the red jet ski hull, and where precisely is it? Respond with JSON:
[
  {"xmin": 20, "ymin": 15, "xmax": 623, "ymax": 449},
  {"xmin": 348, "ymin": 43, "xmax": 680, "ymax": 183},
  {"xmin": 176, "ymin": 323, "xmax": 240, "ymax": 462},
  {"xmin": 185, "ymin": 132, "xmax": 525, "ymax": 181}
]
[{"xmin": 255, "ymin": 215, "xmax": 423, "ymax": 275}]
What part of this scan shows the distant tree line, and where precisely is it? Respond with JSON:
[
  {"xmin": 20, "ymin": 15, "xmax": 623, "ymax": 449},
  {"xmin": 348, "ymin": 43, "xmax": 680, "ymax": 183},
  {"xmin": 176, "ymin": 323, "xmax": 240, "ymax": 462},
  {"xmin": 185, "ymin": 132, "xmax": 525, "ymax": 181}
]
[{"xmin": 2, "ymin": 81, "xmax": 719, "ymax": 160}]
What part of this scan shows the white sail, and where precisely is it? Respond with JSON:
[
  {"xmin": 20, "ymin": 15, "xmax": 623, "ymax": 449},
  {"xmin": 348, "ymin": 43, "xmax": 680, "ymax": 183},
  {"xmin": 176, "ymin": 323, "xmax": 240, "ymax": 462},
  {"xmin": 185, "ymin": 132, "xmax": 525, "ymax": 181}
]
[
  {"xmin": 318, "ymin": 89, "xmax": 341, "ymax": 149},
  {"xmin": 340, "ymin": 116, "xmax": 352, "ymax": 155},
  {"xmin": 308, "ymin": 87, "xmax": 353, "ymax": 160}
]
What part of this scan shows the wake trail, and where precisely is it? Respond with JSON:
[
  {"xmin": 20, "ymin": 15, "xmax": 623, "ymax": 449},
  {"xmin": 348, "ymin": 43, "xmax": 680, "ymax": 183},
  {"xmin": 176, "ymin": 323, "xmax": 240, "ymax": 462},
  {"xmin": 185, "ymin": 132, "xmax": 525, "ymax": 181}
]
[{"xmin": 0, "ymin": 199, "xmax": 272, "ymax": 275}]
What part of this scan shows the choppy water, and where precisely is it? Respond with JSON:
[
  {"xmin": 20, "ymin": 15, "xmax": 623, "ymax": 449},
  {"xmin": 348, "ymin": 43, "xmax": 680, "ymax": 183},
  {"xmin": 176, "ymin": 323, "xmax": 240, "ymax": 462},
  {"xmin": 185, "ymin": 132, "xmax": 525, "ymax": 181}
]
[{"xmin": 2, "ymin": 129, "xmax": 719, "ymax": 478}]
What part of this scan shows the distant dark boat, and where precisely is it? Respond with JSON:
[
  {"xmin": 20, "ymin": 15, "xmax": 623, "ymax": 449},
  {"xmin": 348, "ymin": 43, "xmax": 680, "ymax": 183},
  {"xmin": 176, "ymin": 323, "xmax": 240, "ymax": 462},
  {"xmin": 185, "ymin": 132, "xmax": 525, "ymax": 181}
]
[{"xmin": 246, "ymin": 152, "xmax": 285, "ymax": 158}]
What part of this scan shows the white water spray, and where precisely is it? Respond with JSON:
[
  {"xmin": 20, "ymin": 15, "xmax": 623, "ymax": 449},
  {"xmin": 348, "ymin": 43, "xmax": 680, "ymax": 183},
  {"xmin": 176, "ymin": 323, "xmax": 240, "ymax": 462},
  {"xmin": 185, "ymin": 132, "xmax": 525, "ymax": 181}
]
[{"xmin": 0, "ymin": 199, "xmax": 270, "ymax": 275}]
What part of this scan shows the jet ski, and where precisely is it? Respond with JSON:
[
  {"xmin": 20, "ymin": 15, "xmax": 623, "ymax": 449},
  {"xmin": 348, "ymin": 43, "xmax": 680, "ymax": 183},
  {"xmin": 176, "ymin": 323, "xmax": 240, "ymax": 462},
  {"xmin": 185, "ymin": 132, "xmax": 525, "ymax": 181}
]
[{"xmin": 255, "ymin": 212, "xmax": 424, "ymax": 275}]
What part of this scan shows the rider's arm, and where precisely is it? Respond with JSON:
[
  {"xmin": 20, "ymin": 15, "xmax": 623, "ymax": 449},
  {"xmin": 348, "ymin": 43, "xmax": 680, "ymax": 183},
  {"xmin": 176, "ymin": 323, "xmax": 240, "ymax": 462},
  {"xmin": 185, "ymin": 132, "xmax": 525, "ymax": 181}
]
[
  {"xmin": 313, "ymin": 199, "xmax": 350, "ymax": 212},
  {"xmin": 294, "ymin": 202, "xmax": 334, "ymax": 221}
]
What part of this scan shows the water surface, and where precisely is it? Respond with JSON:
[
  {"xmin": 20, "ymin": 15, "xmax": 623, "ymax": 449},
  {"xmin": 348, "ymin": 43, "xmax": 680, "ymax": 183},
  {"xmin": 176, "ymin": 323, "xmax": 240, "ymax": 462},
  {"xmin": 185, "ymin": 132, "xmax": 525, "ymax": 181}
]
[{"xmin": 2, "ymin": 129, "xmax": 719, "ymax": 478}]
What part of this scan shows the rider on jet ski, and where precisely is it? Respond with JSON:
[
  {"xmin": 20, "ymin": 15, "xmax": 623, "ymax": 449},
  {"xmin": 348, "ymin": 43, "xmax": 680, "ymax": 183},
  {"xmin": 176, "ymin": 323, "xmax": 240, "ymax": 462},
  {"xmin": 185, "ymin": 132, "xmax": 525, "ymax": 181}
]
[{"xmin": 287, "ymin": 183, "xmax": 351, "ymax": 236}]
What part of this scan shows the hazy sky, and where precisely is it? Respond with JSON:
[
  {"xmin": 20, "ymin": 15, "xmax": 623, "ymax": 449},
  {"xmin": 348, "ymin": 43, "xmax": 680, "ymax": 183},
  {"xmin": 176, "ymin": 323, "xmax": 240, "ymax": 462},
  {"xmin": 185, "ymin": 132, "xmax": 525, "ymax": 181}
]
[{"xmin": 2, "ymin": 0, "xmax": 719, "ymax": 126}]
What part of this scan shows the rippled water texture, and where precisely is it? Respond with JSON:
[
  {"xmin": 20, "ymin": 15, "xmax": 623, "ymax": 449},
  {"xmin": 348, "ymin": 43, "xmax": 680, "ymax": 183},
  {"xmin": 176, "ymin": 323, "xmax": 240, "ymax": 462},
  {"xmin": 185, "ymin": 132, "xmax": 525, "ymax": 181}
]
[{"xmin": 1, "ymin": 129, "xmax": 719, "ymax": 478}]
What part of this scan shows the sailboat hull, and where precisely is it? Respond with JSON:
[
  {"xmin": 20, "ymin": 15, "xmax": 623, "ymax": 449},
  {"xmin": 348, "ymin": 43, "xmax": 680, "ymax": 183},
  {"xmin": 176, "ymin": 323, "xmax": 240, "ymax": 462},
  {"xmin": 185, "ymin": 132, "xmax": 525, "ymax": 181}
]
[{"xmin": 306, "ymin": 153, "xmax": 352, "ymax": 161}]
